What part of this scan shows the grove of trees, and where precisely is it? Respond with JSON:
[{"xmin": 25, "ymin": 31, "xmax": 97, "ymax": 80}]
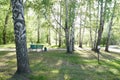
[
  {"xmin": 0, "ymin": 0, "xmax": 120, "ymax": 73},
  {"xmin": 0, "ymin": 0, "xmax": 120, "ymax": 51}
]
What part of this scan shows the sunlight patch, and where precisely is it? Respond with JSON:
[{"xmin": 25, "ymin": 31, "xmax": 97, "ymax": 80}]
[
  {"xmin": 56, "ymin": 60, "xmax": 63, "ymax": 66},
  {"xmin": 110, "ymin": 69, "xmax": 119, "ymax": 75},
  {"xmin": 51, "ymin": 70, "xmax": 59, "ymax": 73},
  {"xmin": 0, "ymin": 62, "xmax": 5, "ymax": 66},
  {"xmin": 4, "ymin": 52, "xmax": 15, "ymax": 57},
  {"xmin": 64, "ymin": 74, "xmax": 70, "ymax": 80}
]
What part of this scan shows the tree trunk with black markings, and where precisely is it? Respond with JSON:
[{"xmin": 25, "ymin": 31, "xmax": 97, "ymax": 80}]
[{"xmin": 11, "ymin": 0, "xmax": 31, "ymax": 74}]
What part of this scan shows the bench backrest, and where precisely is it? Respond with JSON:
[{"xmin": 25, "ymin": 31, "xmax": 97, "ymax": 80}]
[
  {"xmin": 30, "ymin": 44, "xmax": 44, "ymax": 49},
  {"xmin": 36, "ymin": 45, "xmax": 43, "ymax": 48}
]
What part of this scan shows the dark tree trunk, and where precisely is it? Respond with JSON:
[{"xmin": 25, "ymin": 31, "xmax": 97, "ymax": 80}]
[
  {"xmin": 105, "ymin": 18, "xmax": 113, "ymax": 52},
  {"xmin": 65, "ymin": 28, "xmax": 70, "ymax": 53},
  {"xmin": 105, "ymin": 24, "xmax": 111, "ymax": 52},
  {"xmin": 11, "ymin": 0, "xmax": 31, "ymax": 74},
  {"xmin": 79, "ymin": 1, "xmax": 87, "ymax": 48},
  {"xmin": 37, "ymin": 16, "xmax": 41, "ymax": 43},
  {"xmin": 92, "ymin": 0, "xmax": 99, "ymax": 51},
  {"xmin": 105, "ymin": 1, "xmax": 116, "ymax": 52},
  {"xmin": 3, "ymin": 14, "xmax": 9, "ymax": 44},
  {"xmin": 56, "ymin": 29, "xmax": 58, "ymax": 45},
  {"xmin": 72, "ymin": 24, "xmax": 75, "ymax": 51},
  {"xmin": 95, "ymin": 0, "xmax": 107, "ymax": 52},
  {"xmin": 2, "ymin": 5, "xmax": 11, "ymax": 44},
  {"xmin": 58, "ymin": 27, "xmax": 62, "ymax": 47},
  {"xmin": 58, "ymin": 2, "xmax": 62, "ymax": 47},
  {"xmin": 37, "ymin": 26, "xmax": 40, "ymax": 43},
  {"xmin": 79, "ymin": 27, "xmax": 82, "ymax": 48},
  {"xmin": 89, "ymin": 0, "xmax": 93, "ymax": 48},
  {"xmin": 79, "ymin": 3, "xmax": 82, "ymax": 48},
  {"xmin": 48, "ymin": 28, "xmax": 51, "ymax": 45},
  {"xmin": 65, "ymin": 0, "xmax": 70, "ymax": 53}
]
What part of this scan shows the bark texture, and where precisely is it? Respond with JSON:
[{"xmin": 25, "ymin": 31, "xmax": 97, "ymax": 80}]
[
  {"xmin": 65, "ymin": 0, "xmax": 70, "ymax": 53},
  {"xmin": 11, "ymin": 0, "xmax": 30, "ymax": 74}
]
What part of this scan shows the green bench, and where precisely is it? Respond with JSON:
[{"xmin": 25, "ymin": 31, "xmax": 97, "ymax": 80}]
[{"xmin": 30, "ymin": 44, "xmax": 44, "ymax": 51}]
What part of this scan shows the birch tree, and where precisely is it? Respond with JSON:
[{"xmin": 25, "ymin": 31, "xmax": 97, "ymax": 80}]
[
  {"xmin": 105, "ymin": 0, "xmax": 116, "ymax": 52},
  {"xmin": 95, "ymin": 0, "xmax": 107, "ymax": 52},
  {"xmin": 11, "ymin": 0, "xmax": 31, "ymax": 74}
]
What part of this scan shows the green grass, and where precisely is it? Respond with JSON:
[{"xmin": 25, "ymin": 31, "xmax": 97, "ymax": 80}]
[{"xmin": 0, "ymin": 49, "xmax": 120, "ymax": 80}]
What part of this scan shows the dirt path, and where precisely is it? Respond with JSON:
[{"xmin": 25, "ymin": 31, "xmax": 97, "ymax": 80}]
[
  {"xmin": 0, "ymin": 48, "xmax": 16, "ymax": 51},
  {"xmin": 0, "ymin": 45, "xmax": 120, "ymax": 53},
  {"xmin": 109, "ymin": 45, "xmax": 120, "ymax": 53}
]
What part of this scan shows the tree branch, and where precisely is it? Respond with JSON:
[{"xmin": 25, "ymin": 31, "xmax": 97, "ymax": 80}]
[{"xmin": 51, "ymin": 9, "xmax": 65, "ymax": 30}]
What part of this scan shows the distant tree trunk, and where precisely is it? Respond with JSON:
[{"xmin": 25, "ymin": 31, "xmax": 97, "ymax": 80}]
[
  {"xmin": 93, "ymin": 28, "xmax": 98, "ymax": 50},
  {"xmin": 11, "ymin": 0, "xmax": 30, "ymax": 74},
  {"xmin": 105, "ymin": 1, "xmax": 116, "ymax": 52},
  {"xmin": 79, "ymin": 1, "xmax": 87, "ymax": 48},
  {"xmin": 37, "ymin": 16, "xmax": 41, "ymax": 43},
  {"xmin": 2, "ymin": 4, "xmax": 11, "ymax": 44},
  {"xmin": 65, "ymin": 27, "xmax": 70, "ymax": 53},
  {"xmin": 89, "ymin": 28, "xmax": 93, "ymax": 48},
  {"xmin": 46, "ymin": 31, "xmax": 49, "ymax": 43},
  {"xmin": 56, "ymin": 28, "xmax": 58, "ymax": 45},
  {"xmin": 92, "ymin": 0, "xmax": 99, "ymax": 50},
  {"xmin": 58, "ymin": 27, "xmax": 62, "ymax": 47},
  {"xmin": 58, "ymin": 2, "xmax": 62, "ymax": 47},
  {"xmin": 79, "ymin": 7, "xmax": 82, "ymax": 48},
  {"xmin": 70, "ymin": 24, "xmax": 75, "ymax": 52},
  {"xmin": 79, "ymin": 26, "xmax": 82, "ymax": 48},
  {"xmin": 89, "ymin": 0, "xmax": 93, "ymax": 48},
  {"xmin": 37, "ymin": 26, "xmax": 40, "ymax": 43},
  {"xmin": 69, "ymin": 0, "xmax": 76, "ymax": 53},
  {"xmin": 48, "ymin": 28, "xmax": 51, "ymax": 45},
  {"xmin": 95, "ymin": 0, "xmax": 107, "ymax": 52},
  {"xmin": 65, "ymin": 0, "xmax": 70, "ymax": 53},
  {"xmin": 105, "ymin": 17, "xmax": 113, "ymax": 52},
  {"xmin": 72, "ymin": 23, "xmax": 75, "ymax": 51}
]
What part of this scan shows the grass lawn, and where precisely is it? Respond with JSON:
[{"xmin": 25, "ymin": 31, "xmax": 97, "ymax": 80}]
[{"xmin": 0, "ymin": 49, "xmax": 120, "ymax": 80}]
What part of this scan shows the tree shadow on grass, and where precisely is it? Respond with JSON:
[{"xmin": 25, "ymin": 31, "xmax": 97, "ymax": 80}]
[
  {"xmin": 0, "ymin": 51, "xmax": 10, "ymax": 56},
  {"xmin": 0, "ymin": 51, "xmax": 17, "ymax": 80},
  {"xmin": 28, "ymin": 50, "xmax": 120, "ymax": 80},
  {"xmin": 8, "ymin": 73, "xmax": 30, "ymax": 80},
  {"xmin": 100, "ymin": 51, "xmax": 120, "ymax": 62}
]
